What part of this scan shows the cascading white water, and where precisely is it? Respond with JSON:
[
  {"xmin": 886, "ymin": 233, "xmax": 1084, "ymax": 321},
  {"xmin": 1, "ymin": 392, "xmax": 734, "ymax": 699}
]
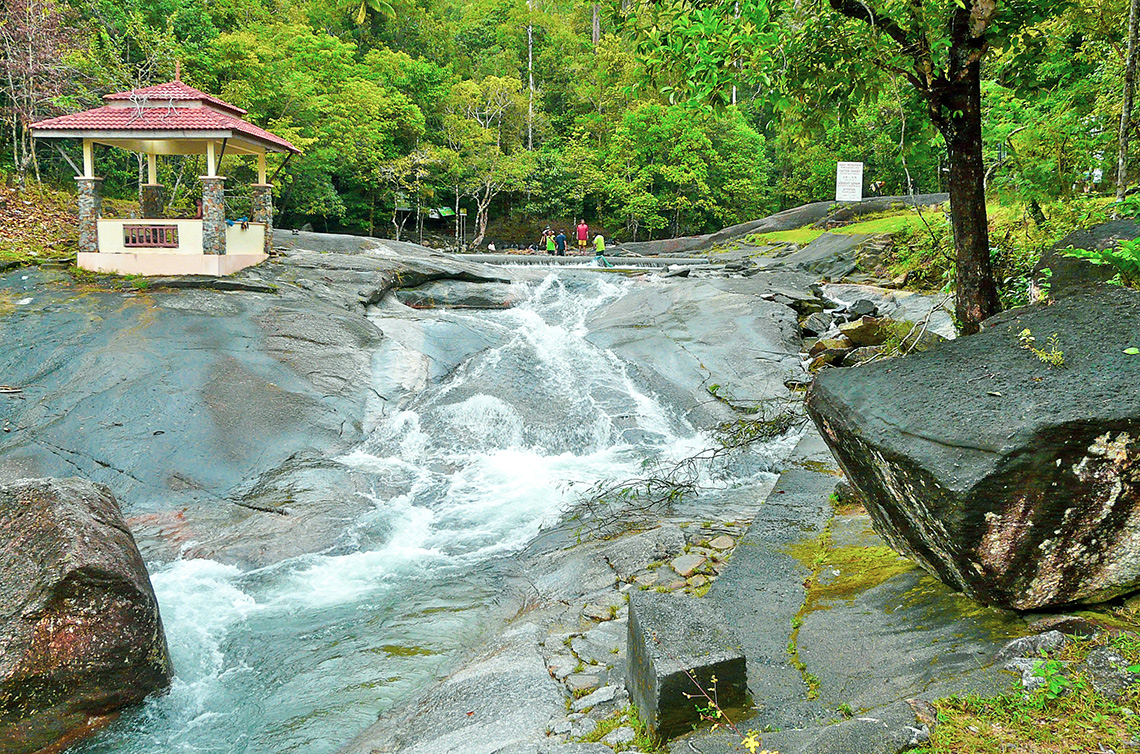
[{"xmin": 77, "ymin": 272, "xmax": 788, "ymax": 754}]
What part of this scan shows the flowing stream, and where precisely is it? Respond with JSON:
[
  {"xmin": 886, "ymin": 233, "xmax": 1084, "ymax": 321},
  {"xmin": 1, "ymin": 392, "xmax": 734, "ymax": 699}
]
[{"xmin": 77, "ymin": 272, "xmax": 788, "ymax": 754}]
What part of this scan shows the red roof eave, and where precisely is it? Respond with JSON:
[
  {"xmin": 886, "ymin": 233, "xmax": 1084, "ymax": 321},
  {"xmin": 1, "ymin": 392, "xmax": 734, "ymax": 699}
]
[{"xmin": 31, "ymin": 105, "xmax": 301, "ymax": 155}]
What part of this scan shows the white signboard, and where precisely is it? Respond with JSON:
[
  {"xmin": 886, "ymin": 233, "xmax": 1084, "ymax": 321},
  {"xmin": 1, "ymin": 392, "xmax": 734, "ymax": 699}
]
[{"xmin": 836, "ymin": 162, "xmax": 864, "ymax": 202}]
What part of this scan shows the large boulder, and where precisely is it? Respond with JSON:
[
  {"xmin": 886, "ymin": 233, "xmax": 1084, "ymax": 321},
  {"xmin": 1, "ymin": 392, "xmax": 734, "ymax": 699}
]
[
  {"xmin": 0, "ymin": 478, "xmax": 173, "ymax": 753},
  {"xmin": 807, "ymin": 286, "xmax": 1140, "ymax": 610}
]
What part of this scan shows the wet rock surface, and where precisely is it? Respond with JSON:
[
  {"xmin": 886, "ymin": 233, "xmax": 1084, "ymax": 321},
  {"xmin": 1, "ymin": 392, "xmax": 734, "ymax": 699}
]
[
  {"xmin": 808, "ymin": 285, "xmax": 1140, "ymax": 610},
  {"xmin": 0, "ymin": 237, "xmax": 512, "ymax": 567},
  {"xmin": 586, "ymin": 273, "xmax": 813, "ymax": 424},
  {"xmin": 673, "ymin": 430, "xmax": 1023, "ymax": 754},
  {"xmin": 0, "ymin": 477, "xmax": 172, "ymax": 754}
]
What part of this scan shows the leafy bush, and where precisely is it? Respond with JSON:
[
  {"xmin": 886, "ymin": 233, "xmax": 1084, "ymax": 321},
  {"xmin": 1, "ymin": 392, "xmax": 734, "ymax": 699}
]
[{"xmin": 1063, "ymin": 238, "xmax": 1140, "ymax": 288}]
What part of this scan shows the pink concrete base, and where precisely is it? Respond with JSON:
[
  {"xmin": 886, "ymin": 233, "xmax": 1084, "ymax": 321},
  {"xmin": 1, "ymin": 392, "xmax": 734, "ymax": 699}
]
[{"xmin": 78, "ymin": 252, "xmax": 267, "ymax": 277}]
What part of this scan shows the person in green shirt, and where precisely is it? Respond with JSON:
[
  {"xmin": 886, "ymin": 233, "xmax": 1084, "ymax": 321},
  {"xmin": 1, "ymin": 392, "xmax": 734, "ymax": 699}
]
[
  {"xmin": 542, "ymin": 227, "xmax": 556, "ymax": 255},
  {"xmin": 593, "ymin": 234, "xmax": 612, "ymax": 267}
]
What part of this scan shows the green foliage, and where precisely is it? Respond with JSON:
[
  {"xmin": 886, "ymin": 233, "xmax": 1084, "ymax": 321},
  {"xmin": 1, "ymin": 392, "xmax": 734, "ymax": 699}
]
[
  {"xmin": 1030, "ymin": 657, "xmax": 1071, "ymax": 703},
  {"xmin": 621, "ymin": 0, "xmax": 777, "ymax": 110},
  {"xmin": 13, "ymin": 0, "xmax": 1136, "ymax": 253},
  {"xmin": 1064, "ymin": 238, "xmax": 1140, "ymax": 288}
]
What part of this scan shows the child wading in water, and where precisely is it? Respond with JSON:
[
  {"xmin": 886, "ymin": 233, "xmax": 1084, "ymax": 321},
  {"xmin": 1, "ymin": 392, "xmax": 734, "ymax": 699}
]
[{"xmin": 593, "ymin": 233, "xmax": 612, "ymax": 267}]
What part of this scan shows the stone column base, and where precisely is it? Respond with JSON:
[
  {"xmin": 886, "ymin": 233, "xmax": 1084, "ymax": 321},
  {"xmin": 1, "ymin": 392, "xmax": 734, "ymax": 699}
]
[
  {"xmin": 200, "ymin": 176, "xmax": 226, "ymax": 256},
  {"xmin": 250, "ymin": 183, "xmax": 274, "ymax": 255},
  {"xmin": 141, "ymin": 184, "xmax": 165, "ymax": 219},
  {"xmin": 75, "ymin": 177, "xmax": 103, "ymax": 255}
]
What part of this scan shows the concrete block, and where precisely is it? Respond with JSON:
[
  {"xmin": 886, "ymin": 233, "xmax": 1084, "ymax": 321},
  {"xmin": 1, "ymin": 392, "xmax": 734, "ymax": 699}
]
[{"xmin": 626, "ymin": 592, "xmax": 746, "ymax": 739}]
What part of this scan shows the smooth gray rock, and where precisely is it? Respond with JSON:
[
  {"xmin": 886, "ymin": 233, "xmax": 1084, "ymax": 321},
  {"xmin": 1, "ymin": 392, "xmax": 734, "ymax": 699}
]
[
  {"xmin": 601, "ymin": 726, "xmax": 636, "ymax": 746},
  {"xmin": 1032, "ymin": 220, "xmax": 1140, "ymax": 298},
  {"xmin": 587, "ymin": 276, "xmax": 807, "ymax": 424},
  {"xmin": 339, "ymin": 623, "xmax": 563, "ymax": 754},
  {"xmin": 0, "ymin": 240, "xmax": 513, "ymax": 568},
  {"xmin": 395, "ymin": 279, "xmax": 518, "ymax": 309},
  {"xmin": 705, "ymin": 429, "xmax": 1020, "ymax": 739},
  {"xmin": 801, "ymin": 312, "xmax": 834, "ymax": 337},
  {"xmin": 572, "ymin": 621, "xmax": 626, "ymax": 666},
  {"xmin": 770, "ymin": 700, "xmax": 931, "ymax": 754},
  {"xmin": 670, "ymin": 552, "xmax": 706, "ymax": 577},
  {"xmin": 668, "ymin": 700, "xmax": 934, "ymax": 754},
  {"xmin": 1083, "ymin": 646, "xmax": 1140, "ymax": 699},
  {"xmin": 808, "ymin": 286, "xmax": 1140, "ymax": 609},
  {"xmin": 626, "ymin": 592, "xmax": 746, "ymax": 739},
  {"xmin": 537, "ymin": 744, "xmax": 614, "ymax": 754},
  {"xmin": 546, "ymin": 654, "xmax": 579, "ymax": 680},
  {"xmin": 705, "ymin": 431, "xmax": 838, "ymax": 730},
  {"xmin": 571, "ymin": 684, "xmax": 619, "ymax": 712},
  {"xmin": 602, "ymin": 525, "xmax": 687, "ymax": 580},
  {"xmin": 995, "ymin": 631, "xmax": 1068, "ymax": 663},
  {"xmin": 822, "ymin": 283, "xmax": 956, "ymax": 340},
  {"xmin": 754, "ymin": 233, "xmax": 872, "ymax": 280}
]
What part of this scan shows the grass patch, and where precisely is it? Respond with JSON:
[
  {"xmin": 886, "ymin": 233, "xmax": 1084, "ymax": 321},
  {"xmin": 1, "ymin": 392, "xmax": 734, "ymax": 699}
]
[
  {"xmin": 836, "ymin": 212, "xmax": 923, "ymax": 235},
  {"xmin": 576, "ymin": 705, "xmax": 668, "ymax": 753},
  {"xmin": 914, "ymin": 632, "xmax": 1140, "ymax": 754},
  {"xmin": 739, "ymin": 227, "xmax": 826, "ymax": 246}
]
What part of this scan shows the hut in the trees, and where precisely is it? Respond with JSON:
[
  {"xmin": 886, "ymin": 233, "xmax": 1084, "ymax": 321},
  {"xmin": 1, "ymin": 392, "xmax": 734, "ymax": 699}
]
[{"xmin": 31, "ymin": 73, "xmax": 300, "ymax": 276}]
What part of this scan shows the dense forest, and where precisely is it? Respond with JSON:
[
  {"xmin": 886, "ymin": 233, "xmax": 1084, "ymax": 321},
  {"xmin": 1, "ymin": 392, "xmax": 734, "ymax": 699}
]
[{"xmin": 0, "ymin": 0, "xmax": 1134, "ymax": 247}]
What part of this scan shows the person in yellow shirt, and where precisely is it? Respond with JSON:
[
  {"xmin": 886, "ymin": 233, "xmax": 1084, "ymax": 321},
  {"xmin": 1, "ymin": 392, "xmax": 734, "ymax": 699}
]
[{"xmin": 593, "ymin": 234, "xmax": 612, "ymax": 268}]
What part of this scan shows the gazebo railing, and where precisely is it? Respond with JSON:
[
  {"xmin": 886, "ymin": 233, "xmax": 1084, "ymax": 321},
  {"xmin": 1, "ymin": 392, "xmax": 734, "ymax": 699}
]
[{"xmin": 123, "ymin": 224, "xmax": 180, "ymax": 248}]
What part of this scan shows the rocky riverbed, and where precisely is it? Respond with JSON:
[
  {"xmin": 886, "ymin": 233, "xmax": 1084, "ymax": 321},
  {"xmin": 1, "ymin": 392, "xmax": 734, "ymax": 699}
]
[{"xmin": 3, "ymin": 210, "xmax": 1136, "ymax": 754}]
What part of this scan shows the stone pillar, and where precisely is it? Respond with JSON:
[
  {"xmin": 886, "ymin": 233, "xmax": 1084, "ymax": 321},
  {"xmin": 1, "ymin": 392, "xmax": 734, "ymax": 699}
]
[
  {"xmin": 75, "ymin": 177, "xmax": 102, "ymax": 255},
  {"xmin": 250, "ymin": 183, "xmax": 274, "ymax": 255},
  {"xmin": 200, "ymin": 176, "xmax": 226, "ymax": 256},
  {"xmin": 140, "ymin": 184, "xmax": 165, "ymax": 219}
]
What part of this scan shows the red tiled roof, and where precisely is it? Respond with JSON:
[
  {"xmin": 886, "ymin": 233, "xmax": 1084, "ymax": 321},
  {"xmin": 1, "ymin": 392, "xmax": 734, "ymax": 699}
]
[
  {"xmin": 103, "ymin": 80, "xmax": 247, "ymax": 116},
  {"xmin": 31, "ymin": 102, "xmax": 300, "ymax": 154}
]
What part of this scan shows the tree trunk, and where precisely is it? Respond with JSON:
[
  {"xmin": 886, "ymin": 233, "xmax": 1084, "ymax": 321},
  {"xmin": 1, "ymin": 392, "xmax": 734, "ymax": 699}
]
[
  {"xmin": 935, "ymin": 52, "xmax": 999, "ymax": 335},
  {"xmin": 527, "ymin": 0, "xmax": 535, "ymax": 151},
  {"xmin": 1118, "ymin": 0, "xmax": 1140, "ymax": 212},
  {"xmin": 471, "ymin": 187, "xmax": 491, "ymax": 248},
  {"xmin": 592, "ymin": 3, "xmax": 600, "ymax": 46},
  {"xmin": 454, "ymin": 187, "xmax": 461, "ymax": 247}
]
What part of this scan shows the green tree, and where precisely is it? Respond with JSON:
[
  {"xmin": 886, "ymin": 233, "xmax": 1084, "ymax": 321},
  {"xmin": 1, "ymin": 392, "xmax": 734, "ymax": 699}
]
[{"xmin": 784, "ymin": 0, "xmax": 1070, "ymax": 333}]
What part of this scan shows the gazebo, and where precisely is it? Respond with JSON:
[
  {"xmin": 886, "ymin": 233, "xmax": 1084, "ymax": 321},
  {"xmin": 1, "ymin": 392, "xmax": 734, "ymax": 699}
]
[{"xmin": 30, "ymin": 73, "xmax": 301, "ymax": 276}]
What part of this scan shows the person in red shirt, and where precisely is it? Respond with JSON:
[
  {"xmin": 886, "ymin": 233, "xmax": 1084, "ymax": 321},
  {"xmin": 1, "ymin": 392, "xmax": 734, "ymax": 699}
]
[{"xmin": 576, "ymin": 220, "xmax": 589, "ymax": 253}]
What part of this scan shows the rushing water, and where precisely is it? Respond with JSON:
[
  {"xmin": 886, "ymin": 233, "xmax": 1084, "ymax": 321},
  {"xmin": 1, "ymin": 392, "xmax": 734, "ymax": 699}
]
[{"xmin": 77, "ymin": 272, "xmax": 788, "ymax": 754}]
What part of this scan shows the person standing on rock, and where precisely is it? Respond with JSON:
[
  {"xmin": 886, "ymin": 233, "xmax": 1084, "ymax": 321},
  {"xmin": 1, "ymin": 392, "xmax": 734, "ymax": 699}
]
[
  {"xmin": 576, "ymin": 219, "xmax": 590, "ymax": 254},
  {"xmin": 555, "ymin": 229, "xmax": 567, "ymax": 256},
  {"xmin": 542, "ymin": 227, "xmax": 555, "ymax": 255}
]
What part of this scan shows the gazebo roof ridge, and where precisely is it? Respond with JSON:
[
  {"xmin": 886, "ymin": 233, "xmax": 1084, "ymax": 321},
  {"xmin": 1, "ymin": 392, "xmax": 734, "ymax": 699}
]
[{"xmin": 103, "ymin": 80, "xmax": 249, "ymax": 117}]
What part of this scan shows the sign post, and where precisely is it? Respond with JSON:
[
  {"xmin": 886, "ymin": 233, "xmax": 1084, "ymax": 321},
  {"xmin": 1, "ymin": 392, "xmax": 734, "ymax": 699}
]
[{"xmin": 836, "ymin": 162, "xmax": 864, "ymax": 202}]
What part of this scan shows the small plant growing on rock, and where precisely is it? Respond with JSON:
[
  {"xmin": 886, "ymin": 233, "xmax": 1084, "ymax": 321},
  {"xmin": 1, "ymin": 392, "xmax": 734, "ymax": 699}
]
[
  {"xmin": 1018, "ymin": 328, "xmax": 1064, "ymax": 367},
  {"xmin": 1030, "ymin": 657, "xmax": 1071, "ymax": 703}
]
